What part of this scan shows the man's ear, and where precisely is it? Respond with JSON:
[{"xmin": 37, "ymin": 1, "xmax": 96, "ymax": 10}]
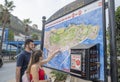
[{"xmin": 25, "ymin": 44, "xmax": 28, "ymax": 48}]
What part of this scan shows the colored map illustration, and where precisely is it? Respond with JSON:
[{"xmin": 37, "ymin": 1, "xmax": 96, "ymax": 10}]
[
  {"xmin": 44, "ymin": 24, "xmax": 99, "ymax": 52},
  {"xmin": 44, "ymin": 7, "xmax": 103, "ymax": 73}
]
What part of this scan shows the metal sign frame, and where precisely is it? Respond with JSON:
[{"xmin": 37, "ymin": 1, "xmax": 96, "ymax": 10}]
[{"xmin": 41, "ymin": 0, "xmax": 107, "ymax": 82}]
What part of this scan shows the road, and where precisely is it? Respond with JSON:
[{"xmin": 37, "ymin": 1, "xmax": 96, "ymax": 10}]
[{"xmin": 0, "ymin": 62, "xmax": 16, "ymax": 82}]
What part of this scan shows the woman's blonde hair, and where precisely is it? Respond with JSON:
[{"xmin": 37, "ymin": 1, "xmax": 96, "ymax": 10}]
[{"xmin": 26, "ymin": 50, "xmax": 43, "ymax": 74}]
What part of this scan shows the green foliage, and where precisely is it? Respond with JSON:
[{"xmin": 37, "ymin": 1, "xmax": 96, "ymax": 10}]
[
  {"xmin": 23, "ymin": 18, "xmax": 32, "ymax": 25},
  {"xmin": 0, "ymin": 5, "xmax": 3, "ymax": 25},
  {"xmin": 8, "ymin": 29, "xmax": 14, "ymax": 41},
  {"xmin": 50, "ymin": 70, "xmax": 67, "ymax": 82},
  {"xmin": 0, "ymin": 0, "xmax": 15, "ymax": 54},
  {"xmin": 115, "ymin": 6, "xmax": 120, "ymax": 82},
  {"xmin": 118, "ymin": 59, "xmax": 120, "ymax": 82},
  {"xmin": 106, "ymin": 29, "xmax": 110, "ymax": 56},
  {"xmin": 115, "ymin": 6, "xmax": 120, "ymax": 29},
  {"xmin": 31, "ymin": 33, "xmax": 39, "ymax": 40},
  {"xmin": 1, "ymin": 0, "xmax": 15, "ymax": 26},
  {"xmin": 23, "ymin": 18, "xmax": 32, "ymax": 36}
]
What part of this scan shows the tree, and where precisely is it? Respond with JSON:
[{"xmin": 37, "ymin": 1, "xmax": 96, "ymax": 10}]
[
  {"xmin": 23, "ymin": 18, "xmax": 32, "ymax": 36},
  {"xmin": 0, "ymin": 0, "xmax": 15, "ymax": 54},
  {"xmin": 23, "ymin": 18, "xmax": 32, "ymax": 25},
  {"xmin": 8, "ymin": 29, "xmax": 14, "ymax": 41},
  {"xmin": 0, "ymin": 5, "xmax": 3, "ymax": 25},
  {"xmin": 115, "ymin": 6, "xmax": 120, "ymax": 29},
  {"xmin": 32, "ymin": 24, "xmax": 38, "ymax": 29},
  {"xmin": 115, "ymin": 6, "xmax": 120, "ymax": 56},
  {"xmin": 115, "ymin": 6, "xmax": 120, "ymax": 82},
  {"xmin": 50, "ymin": 70, "xmax": 67, "ymax": 82},
  {"xmin": 31, "ymin": 33, "xmax": 39, "ymax": 40}
]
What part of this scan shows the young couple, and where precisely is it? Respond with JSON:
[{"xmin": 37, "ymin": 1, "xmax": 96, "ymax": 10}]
[{"xmin": 16, "ymin": 39, "xmax": 59, "ymax": 82}]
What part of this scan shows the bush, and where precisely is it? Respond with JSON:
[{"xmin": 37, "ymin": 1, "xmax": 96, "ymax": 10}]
[{"xmin": 50, "ymin": 70, "xmax": 67, "ymax": 82}]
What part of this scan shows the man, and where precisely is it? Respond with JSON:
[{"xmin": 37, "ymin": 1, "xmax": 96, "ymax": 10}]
[{"xmin": 16, "ymin": 39, "xmax": 35, "ymax": 82}]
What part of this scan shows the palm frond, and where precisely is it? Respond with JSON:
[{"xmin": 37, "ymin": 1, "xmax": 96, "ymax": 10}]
[
  {"xmin": 8, "ymin": 5, "xmax": 16, "ymax": 11},
  {"xmin": 23, "ymin": 18, "xmax": 32, "ymax": 25},
  {"xmin": 4, "ymin": 0, "xmax": 8, "ymax": 7},
  {"xmin": 7, "ymin": 1, "xmax": 13, "ymax": 7},
  {"xmin": 4, "ymin": 0, "xmax": 15, "ymax": 11}
]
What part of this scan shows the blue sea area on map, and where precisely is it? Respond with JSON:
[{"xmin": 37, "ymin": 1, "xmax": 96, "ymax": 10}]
[{"xmin": 44, "ymin": 48, "xmax": 70, "ymax": 71}]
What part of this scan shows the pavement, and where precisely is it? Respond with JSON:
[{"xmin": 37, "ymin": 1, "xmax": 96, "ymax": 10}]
[
  {"xmin": 2, "ymin": 56, "xmax": 110, "ymax": 82},
  {"xmin": 6, "ymin": 67, "xmax": 92, "ymax": 82},
  {"xmin": 8, "ymin": 79, "xmax": 15, "ymax": 82}
]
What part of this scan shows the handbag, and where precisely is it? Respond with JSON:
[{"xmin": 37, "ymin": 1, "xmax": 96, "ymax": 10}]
[{"xmin": 22, "ymin": 72, "xmax": 30, "ymax": 82}]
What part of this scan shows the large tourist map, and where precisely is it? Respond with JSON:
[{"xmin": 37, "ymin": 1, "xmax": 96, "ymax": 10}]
[{"xmin": 44, "ymin": 0, "xmax": 104, "ymax": 80}]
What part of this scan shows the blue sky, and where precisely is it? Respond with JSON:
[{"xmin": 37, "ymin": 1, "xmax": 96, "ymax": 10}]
[{"xmin": 0, "ymin": 0, "xmax": 120, "ymax": 30}]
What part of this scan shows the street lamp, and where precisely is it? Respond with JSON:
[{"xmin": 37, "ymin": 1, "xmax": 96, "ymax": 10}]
[
  {"xmin": 108, "ymin": 0, "xmax": 118, "ymax": 82},
  {"xmin": 40, "ymin": 16, "xmax": 46, "ymax": 50}
]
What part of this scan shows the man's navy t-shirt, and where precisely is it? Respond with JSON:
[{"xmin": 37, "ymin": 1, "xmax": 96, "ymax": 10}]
[{"xmin": 16, "ymin": 50, "xmax": 31, "ymax": 82}]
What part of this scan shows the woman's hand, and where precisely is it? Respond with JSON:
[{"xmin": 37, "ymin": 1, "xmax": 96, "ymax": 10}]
[
  {"xmin": 48, "ymin": 48, "xmax": 60, "ymax": 57},
  {"xmin": 41, "ymin": 48, "xmax": 60, "ymax": 64}
]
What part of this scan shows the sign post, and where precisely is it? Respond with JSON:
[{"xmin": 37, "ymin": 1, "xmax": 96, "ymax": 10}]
[
  {"xmin": 102, "ymin": 0, "xmax": 108, "ymax": 82},
  {"xmin": 41, "ymin": 16, "xmax": 46, "ymax": 50},
  {"xmin": 108, "ymin": 0, "xmax": 118, "ymax": 82}
]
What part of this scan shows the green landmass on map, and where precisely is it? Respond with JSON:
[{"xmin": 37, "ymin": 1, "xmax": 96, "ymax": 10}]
[{"xmin": 49, "ymin": 24, "xmax": 99, "ymax": 46}]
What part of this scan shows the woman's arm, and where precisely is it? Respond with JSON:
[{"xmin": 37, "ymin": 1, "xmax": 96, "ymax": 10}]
[
  {"xmin": 31, "ymin": 65, "xmax": 49, "ymax": 82},
  {"xmin": 41, "ymin": 49, "xmax": 60, "ymax": 65}
]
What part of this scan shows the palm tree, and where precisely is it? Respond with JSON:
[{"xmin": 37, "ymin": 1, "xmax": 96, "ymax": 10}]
[
  {"xmin": 0, "ymin": 0, "xmax": 15, "ymax": 55},
  {"xmin": 31, "ymin": 33, "xmax": 39, "ymax": 40},
  {"xmin": 32, "ymin": 24, "xmax": 38, "ymax": 29},
  {"xmin": 115, "ymin": 6, "xmax": 120, "ymax": 82},
  {"xmin": 22, "ymin": 18, "xmax": 32, "ymax": 38},
  {"xmin": 23, "ymin": 18, "xmax": 32, "ymax": 25}
]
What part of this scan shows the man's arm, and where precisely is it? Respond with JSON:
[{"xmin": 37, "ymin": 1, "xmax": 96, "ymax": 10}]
[
  {"xmin": 16, "ymin": 53, "xmax": 24, "ymax": 82},
  {"xmin": 16, "ymin": 66, "xmax": 21, "ymax": 82}
]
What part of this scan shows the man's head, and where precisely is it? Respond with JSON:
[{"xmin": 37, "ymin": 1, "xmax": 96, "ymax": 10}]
[{"xmin": 24, "ymin": 39, "xmax": 35, "ymax": 51}]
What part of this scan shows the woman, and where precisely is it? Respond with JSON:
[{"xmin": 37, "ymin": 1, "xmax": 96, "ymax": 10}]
[{"xmin": 26, "ymin": 49, "xmax": 59, "ymax": 82}]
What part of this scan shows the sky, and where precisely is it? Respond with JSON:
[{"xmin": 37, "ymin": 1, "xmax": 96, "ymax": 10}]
[
  {"xmin": 0, "ymin": 0, "xmax": 75, "ymax": 30},
  {"xmin": 0, "ymin": 0, "xmax": 120, "ymax": 30}
]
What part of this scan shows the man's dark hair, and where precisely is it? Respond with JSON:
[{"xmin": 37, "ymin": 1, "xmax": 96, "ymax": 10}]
[{"xmin": 24, "ymin": 39, "xmax": 33, "ymax": 48}]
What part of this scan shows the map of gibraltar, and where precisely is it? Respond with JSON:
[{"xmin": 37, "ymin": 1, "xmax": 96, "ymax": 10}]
[
  {"xmin": 44, "ymin": 24, "xmax": 99, "ymax": 52},
  {"xmin": 44, "ymin": 7, "xmax": 103, "ymax": 73}
]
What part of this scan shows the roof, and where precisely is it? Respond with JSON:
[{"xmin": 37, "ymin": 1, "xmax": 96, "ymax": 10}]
[
  {"xmin": 71, "ymin": 43, "xmax": 98, "ymax": 49},
  {"xmin": 46, "ymin": 0, "xmax": 95, "ymax": 23}
]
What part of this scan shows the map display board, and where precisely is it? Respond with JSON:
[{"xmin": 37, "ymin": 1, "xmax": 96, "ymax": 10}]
[{"xmin": 44, "ymin": 0, "xmax": 104, "ymax": 81}]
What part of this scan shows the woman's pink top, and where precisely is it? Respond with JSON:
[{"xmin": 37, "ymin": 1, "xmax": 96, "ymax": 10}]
[{"xmin": 30, "ymin": 68, "xmax": 45, "ymax": 81}]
